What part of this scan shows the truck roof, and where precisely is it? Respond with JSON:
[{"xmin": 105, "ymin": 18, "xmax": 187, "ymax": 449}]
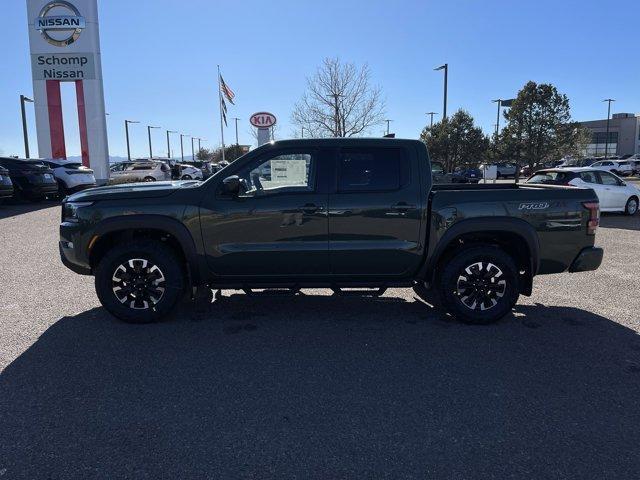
[{"xmin": 260, "ymin": 138, "xmax": 425, "ymax": 149}]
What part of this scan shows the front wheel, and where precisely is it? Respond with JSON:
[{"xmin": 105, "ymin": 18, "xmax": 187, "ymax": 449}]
[
  {"xmin": 143, "ymin": 176, "xmax": 156, "ymax": 182},
  {"xmin": 181, "ymin": 174, "xmax": 192, "ymax": 180},
  {"xmin": 437, "ymin": 245, "xmax": 520, "ymax": 324},
  {"xmin": 625, "ymin": 196, "xmax": 639, "ymax": 216},
  {"xmin": 95, "ymin": 240, "xmax": 185, "ymax": 323}
]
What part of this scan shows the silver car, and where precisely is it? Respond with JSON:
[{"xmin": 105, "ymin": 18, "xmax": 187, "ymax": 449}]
[{"xmin": 109, "ymin": 161, "xmax": 171, "ymax": 183}]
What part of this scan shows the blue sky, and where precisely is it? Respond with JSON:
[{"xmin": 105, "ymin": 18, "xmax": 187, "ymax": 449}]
[{"xmin": 1, "ymin": 0, "xmax": 638, "ymax": 158}]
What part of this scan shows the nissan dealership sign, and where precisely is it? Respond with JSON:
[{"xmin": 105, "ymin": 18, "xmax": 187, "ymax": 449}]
[
  {"xmin": 27, "ymin": 0, "xmax": 109, "ymax": 183},
  {"xmin": 36, "ymin": 0, "xmax": 86, "ymax": 46}
]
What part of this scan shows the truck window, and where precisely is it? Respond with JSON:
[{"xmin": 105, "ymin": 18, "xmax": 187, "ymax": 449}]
[
  {"xmin": 338, "ymin": 148, "xmax": 407, "ymax": 192},
  {"xmin": 241, "ymin": 152, "xmax": 314, "ymax": 195}
]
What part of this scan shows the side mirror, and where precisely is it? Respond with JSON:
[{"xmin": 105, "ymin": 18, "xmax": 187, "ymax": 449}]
[{"xmin": 222, "ymin": 175, "xmax": 241, "ymax": 195}]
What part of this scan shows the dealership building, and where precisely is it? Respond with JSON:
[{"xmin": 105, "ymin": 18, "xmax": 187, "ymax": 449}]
[{"xmin": 579, "ymin": 113, "xmax": 640, "ymax": 157}]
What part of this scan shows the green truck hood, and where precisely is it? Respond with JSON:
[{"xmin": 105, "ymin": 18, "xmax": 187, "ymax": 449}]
[{"xmin": 66, "ymin": 180, "xmax": 199, "ymax": 202}]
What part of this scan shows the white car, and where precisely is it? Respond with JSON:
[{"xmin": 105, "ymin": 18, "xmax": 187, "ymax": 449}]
[
  {"xmin": 526, "ymin": 167, "xmax": 639, "ymax": 215},
  {"xmin": 175, "ymin": 164, "xmax": 203, "ymax": 180},
  {"xmin": 43, "ymin": 158, "xmax": 96, "ymax": 194},
  {"xmin": 589, "ymin": 160, "xmax": 632, "ymax": 177},
  {"xmin": 109, "ymin": 161, "xmax": 171, "ymax": 183}
]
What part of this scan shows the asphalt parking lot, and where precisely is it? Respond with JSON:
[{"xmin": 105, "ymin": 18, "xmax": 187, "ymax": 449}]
[{"xmin": 1, "ymin": 200, "xmax": 639, "ymax": 479}]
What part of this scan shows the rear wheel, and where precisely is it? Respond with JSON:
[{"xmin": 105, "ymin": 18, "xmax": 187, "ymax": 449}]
[
  {"xmin": 625, "ymin": 196, "xmax": 639, "ymax": 216},
  {"xmin": 95, "ymin": 240, "xmax": 185, "ymax": 323},
  {"xmin": 437, "ymin": 245, "xmax": 519, "ymax": 324},
  {"xmin": 181, "ymin": 174, "xmax": 192, "ymax": 180},
  {"xmin": 143, "ymin": 176, "xmax": 156, "ymax": 182}
]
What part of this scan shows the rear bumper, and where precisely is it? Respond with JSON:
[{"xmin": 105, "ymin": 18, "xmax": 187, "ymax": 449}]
[
  {"xmin": 66, "ymin": 183, "xmax": 97, "ymax": 193},
  {"xmin": 22, "ymin": 183, "xmax": 59, "ymax": 196},
  {"xmin": 568, "ymin": 247, "xmax": 603, "ymax": 273}
]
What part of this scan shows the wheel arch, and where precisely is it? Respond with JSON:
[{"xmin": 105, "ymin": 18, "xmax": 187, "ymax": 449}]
[
  {"xmin": 88, "ymin": 215, "xmax": 203, "ymax": 285},
  {"xmin": 422, "ymin": 217, "xmax": 540, "ymax": 295}
]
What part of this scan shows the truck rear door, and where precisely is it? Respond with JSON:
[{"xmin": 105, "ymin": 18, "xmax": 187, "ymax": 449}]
[{"xmin": 328, "ymin": 145, "xmax": 424, "ymax": 276}]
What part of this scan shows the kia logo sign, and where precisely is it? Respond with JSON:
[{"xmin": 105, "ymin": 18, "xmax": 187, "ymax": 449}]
[{"xmin": 250, "ymin": 112, "xmax": 277, "ymax": 128}]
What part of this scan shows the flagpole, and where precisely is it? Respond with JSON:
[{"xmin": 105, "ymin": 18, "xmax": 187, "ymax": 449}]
[{"xmin": 217, "ymin": 65, "xmax": 226, "ymax": 163}]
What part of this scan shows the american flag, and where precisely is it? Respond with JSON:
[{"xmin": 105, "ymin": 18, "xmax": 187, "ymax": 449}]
[{"xmin": 219, "ymin": 75, "xmax": 235, "ymax": 105}]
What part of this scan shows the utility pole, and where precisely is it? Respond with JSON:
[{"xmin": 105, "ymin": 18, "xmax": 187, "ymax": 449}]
[
  {"xmin": 426, "ymin": 112, "xmax": 438, "ymax": 128},
  {"xmin": 384, "ymin": 119, "xmax": 393, "ymax": 135},
  {"xmin": 20, "ymin": 95, "xmax": 34, "ymax": 158},
  {"xmin": 434, "ymin": 64, "xmax": 448, "ymax": 119},
  {"xmin": 124, "ymin": 120, "xmax": 139, "ymax": 161},
  {"xmin": 301, "ymin": 126, "xmax": 305, "ymax": 138},
  {"xmin": 603, "ymin": 98, "xmax": 615, "ymax": 159},
  {"xmin": 166, "ymin": 130, "xmax": 176, "ymax": 159}
]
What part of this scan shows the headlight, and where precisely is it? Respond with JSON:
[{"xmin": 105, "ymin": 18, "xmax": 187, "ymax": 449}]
[{"xmin": 62, "ymin": 201, "xmax": 93, "ymax": 222}]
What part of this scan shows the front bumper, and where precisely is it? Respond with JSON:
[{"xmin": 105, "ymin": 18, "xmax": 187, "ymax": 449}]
[
  {"xmin": 59, "ymin": 241, "xmax": 92, "ymax": 275},
  {"xmin": 0, "ymin": 185, "xmax": 14, "ymax": 199},
  {"xmin": 568, "ymin": 247, "xmax": 604, "ymax": 273}
]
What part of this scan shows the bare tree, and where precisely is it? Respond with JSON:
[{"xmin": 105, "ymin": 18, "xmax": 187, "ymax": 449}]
[{"xmin": 291, "ymin": 58, "xmax": 385, "ymax": 137}]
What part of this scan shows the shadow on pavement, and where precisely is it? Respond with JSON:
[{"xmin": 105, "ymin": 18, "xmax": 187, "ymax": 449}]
[
  {"xmin": 600, "ymin": 212, "xmax": 640, "ymax": 231},
  {"xmin": 1, "ymin": 293, "xmax": 639, "ymax": 478},
  {"xmin": 0, "ymin": 198, "xmax": 60, "ymax": 220}
]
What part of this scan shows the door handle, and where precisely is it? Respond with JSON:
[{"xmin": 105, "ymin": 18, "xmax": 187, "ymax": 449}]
[
  {"xmin": 298, "ymin": 203, "xmax": 324, "ymax": 214},
  {"xmin": 390, "ymin": 202, "xmax": 416, "ymax": 211}
]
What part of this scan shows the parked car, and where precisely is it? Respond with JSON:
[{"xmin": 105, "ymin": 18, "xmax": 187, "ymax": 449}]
[
  {"xmin": 627, "ymin": 160, "xmax": 640, "ymax": 175},
  {"xmin": 616, "ymin": 161, "xmax": 635, "ymax": 177},
  {"xmin": 109, "ymin": 161, "xmax": 171, "ymax": 183},
  {"xmin": 496, "ymin": 163, "xmax": 517, "ymax": 178},
  {"xmin": 455, "ymin": 167, "xmax": 482, "ymax": 183},
  {"xmin": 60, "ymin": 138, "xmax": 602, "ymax": 325},
  {"xmin": 590, "ymin": 160, "xmax": 631, "ymax": 176},
  {"xmin": 526, "ymin": 168, "xmax": 639, "ymax": 215},
  {"xmin": 174, "ymin": 163, "xmax": 203, "ymax": 180},
  {"xmin": 0, "ymin": 157, "xmax": 58, "ymax": 201},
  {"xmin": 42, "ymin": 158, "xmax": 96, "ymax": 195},
  {"xmin": 0, "ymin": 165, "xmax": 14, "ymax": 204}
]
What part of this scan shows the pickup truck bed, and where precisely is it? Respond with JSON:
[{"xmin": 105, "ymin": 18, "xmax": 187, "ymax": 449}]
[{"xmin": 59, "ymin": 138, "xmax": 603, "ymax": 324}]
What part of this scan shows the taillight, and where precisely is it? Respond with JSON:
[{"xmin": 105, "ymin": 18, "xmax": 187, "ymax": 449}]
[{"xmin": 583, "ymin": 202, "xmax": 599, "ymax": 235}]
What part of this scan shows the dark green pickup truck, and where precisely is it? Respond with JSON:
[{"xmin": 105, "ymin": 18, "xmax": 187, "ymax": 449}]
[{"xmin": 59, "ymin": 138, "xmax": 603, "ymax": 324}]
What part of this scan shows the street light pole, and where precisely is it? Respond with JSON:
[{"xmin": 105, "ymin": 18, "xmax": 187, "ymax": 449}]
[
  {"xmin": 492, "ymin": 99, "xmax": 502, "ymax": 138},
  {"xmin": 426, "ymin": 112, "xmax": 438, "ymax": 128},
  {"xmin": 190, "ymin": 137, "xmax": 195, "ymax": 162},
  {"xmin": 603, "ymin": 99, "xmax": 615, "ymax": 159},
  {"xmin": 20, "ymin": 95, "xmax": 34, "ymax": 158},
  {"xmin": 147, "ymin": 125, "xmax": 160, "ymax": 159},
  {"xmin": 384, "ymin": 119, "xmax": 393, "ymax": 135},
  {"xmin": 232, "ymin": 118, "xmax": 240, "ymax": 145},
  {"xmin": 434, "ymin": 64, "xmax": 448, "ymax": 119},
  {"xmin": 166, "ymin": 130, "xmax": 176, "ymax": 159},
  {"xmin": 301, "ymin": 127, "xmax": 305, "ymax": 138},
  {"xmin": 180, "ymin": 134, "xmax": 189, "ymax": 162},
  {"xmin": 124, "ymin": 120, "xmax": 140, "ymax": 161}
]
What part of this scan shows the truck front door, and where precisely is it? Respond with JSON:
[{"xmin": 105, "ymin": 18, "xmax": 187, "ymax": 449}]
[
  {"xmin": 199, "ymin": 148, "xmax": 330, "ymax": 277},
  {"xmin": 328, "ymin": 145, "xmax": 424, "ymax": 277}
]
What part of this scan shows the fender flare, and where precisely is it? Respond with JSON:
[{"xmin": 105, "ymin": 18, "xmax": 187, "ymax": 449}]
[
  {"xmin": 422, "ymin": 217, "xmax": 540, "ymax": 280},
  {"xmin": 91, "ymin": 214, "xmax": 203, "ymax": 284}
]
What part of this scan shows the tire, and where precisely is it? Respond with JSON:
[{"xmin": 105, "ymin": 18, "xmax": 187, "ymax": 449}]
[
  {"xmin": 95, "ymin": 239, "xmax": 185, "ymax": 323},
  {"xmin": 181, "ymin": 174, "xmax": 192, "ymax": 180},
  {"xmin": 143, "ymin": 176, "xmax": 156, "ymax": 182},
  {"xmin": 437, "ymin": 245, "xmax": 519, "ymax": 324},
  {"xmin": 625, "ymin": 196, "xmax": 639, "ymax": 216}
]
